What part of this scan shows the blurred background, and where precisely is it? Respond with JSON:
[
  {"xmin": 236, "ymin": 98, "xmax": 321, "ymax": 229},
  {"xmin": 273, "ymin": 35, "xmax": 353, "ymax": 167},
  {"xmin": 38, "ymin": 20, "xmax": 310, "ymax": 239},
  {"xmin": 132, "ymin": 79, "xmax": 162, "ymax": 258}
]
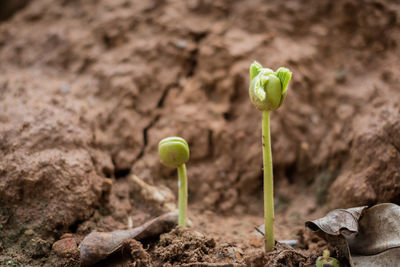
[{"xmin": 0, "ymin": 0, "xmax": 399, "ymax": 265}]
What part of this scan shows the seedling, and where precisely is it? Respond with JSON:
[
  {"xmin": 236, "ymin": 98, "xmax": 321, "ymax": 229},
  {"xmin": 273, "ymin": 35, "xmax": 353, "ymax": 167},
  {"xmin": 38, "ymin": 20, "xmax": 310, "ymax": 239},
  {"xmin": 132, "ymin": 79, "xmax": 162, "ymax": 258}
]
[
  {"xmin": 158, "ymin": 137, "xmax": 190, "ymax": 227},
  {"xmin": 316, "ymin": 250, "xmax": 340, "ymax": 267},
  {"xmin": 249, "ymin": 61, "xmax": 292, "ymax": 252}
]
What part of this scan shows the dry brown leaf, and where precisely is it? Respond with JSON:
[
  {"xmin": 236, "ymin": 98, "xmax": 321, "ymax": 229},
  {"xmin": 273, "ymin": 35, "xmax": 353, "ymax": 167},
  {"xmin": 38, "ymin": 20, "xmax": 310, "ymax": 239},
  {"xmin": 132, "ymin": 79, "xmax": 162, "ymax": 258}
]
[
  {"xmin": 306, "ymin": 203, "xmax": 400, "ymax": 267},
  {"xmin": 79, "ymin": 211, "xmax": 178, "ymax": 267}
]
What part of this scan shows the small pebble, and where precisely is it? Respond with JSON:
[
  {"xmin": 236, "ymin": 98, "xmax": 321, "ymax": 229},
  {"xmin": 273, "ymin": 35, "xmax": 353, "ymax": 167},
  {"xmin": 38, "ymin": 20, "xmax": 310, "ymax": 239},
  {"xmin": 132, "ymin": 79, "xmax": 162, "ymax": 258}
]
[
  {"xmin": 24, "ymin": 229, "xmax": 34, "ymax": 236},
  {"xmin": 52, "ymin": 238, "xmax": 78, "ymax": 258},
  {"xmin": 174, "ymin": 40, "xmax": 187, "ymax": 49}
]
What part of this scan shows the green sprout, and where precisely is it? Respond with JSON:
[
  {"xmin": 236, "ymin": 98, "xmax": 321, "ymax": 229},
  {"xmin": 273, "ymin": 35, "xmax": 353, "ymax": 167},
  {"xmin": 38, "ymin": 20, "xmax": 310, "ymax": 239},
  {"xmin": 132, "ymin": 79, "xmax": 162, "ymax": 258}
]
[
  {"xmin": 249, "ymin": 61, "xmax": 292, "ymax": 252},
  {"xmin": 316, "ymin": 250, "xmax": 340, "ymax": 267},
  {"xmin": 158, "ymin": 137, "xmax": 190, "ymax": 227}
]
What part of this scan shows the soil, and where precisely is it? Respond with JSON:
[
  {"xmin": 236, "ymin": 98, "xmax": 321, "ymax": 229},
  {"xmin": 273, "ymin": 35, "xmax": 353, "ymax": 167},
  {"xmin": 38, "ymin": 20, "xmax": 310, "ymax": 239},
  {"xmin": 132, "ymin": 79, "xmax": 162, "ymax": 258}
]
[{"xmin": 0, "ymin": 0, "xmax": 399, "ymax": 266}]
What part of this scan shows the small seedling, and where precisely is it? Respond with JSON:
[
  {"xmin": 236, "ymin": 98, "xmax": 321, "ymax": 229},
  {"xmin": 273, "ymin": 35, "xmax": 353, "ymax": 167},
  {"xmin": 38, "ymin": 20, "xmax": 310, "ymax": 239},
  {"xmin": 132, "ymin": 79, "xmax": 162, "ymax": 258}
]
[
  {"xmin": 158, "ymin": 137, "xmax": 190, "ymax": 227},
  {"xmin": 249, "ymin": 61, "xmax": 292, "ymax": 252},
  {"xmin": 316, "ymin": 250, "xmax": 340, "ymax": 267}
]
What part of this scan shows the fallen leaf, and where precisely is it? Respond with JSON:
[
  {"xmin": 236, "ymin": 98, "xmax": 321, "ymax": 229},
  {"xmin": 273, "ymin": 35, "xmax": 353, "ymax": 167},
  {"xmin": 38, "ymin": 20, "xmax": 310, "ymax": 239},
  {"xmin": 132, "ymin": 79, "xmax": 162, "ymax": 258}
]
[
  {"xmin": 306, "ymin": 203, "xmax": 400, "ymax": 267},
  {"xmin": 79, "ymin": 211, "xmax": 178, "ymax": 267},
  {"xmin": 305, "ymin": 206, "xmax": 367, "ymax": 236},
  {"xmin": 346, "ymin": 203, "xmax": 400, "ymax": 255}
]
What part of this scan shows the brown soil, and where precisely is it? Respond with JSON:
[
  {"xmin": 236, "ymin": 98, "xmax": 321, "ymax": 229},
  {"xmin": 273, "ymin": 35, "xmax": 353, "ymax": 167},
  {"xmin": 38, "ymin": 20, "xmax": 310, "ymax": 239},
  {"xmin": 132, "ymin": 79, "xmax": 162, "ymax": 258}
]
[{"xmin": 0, "ymin": 0, "xmax": 399, "ymax": 266}]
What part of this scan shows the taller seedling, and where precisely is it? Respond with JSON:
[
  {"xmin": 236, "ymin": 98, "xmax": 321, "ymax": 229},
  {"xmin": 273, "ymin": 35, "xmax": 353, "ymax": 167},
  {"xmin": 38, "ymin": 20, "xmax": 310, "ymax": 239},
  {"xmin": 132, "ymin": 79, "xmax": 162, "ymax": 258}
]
[
  {"xmin": 158, "ymin": 137, "xmax": 190, "ymax": 227},
  {"xmin": 249, "ymin": 61, "xmax": 292, "ymax": 252}
]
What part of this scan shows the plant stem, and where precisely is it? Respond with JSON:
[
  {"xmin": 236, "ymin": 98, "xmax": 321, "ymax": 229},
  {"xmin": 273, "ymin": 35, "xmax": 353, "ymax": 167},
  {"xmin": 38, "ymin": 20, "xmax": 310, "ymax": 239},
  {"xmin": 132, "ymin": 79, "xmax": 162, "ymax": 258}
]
[
  {"xmin": 262, "ymin": 110, "xmax": 274, "ymax": 252},
  {"xmin": 177, "ymin": 164, "xmax": 187, "ymax": 227}
]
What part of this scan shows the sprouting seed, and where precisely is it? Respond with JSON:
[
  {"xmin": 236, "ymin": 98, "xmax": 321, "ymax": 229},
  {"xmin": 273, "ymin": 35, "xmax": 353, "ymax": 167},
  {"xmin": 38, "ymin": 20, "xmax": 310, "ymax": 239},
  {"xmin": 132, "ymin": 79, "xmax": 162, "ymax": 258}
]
[
  {"xmin": 316, "ymin": 250, "xmax": 340, "ymax": 267},
  {"xmin": 158, "ymin": 137, "xmax": 190, "ymax": 227},
  {"xmin": 249, "ymin": 61, "xmax": 292, "ymax": 252}
]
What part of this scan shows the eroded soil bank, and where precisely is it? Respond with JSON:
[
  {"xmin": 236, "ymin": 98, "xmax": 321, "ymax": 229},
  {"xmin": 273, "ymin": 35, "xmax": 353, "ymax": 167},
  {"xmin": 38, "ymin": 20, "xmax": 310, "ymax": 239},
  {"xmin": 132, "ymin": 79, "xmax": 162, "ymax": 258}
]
[{"xmin": 0, "ymin": 0, "xmax": 399, "ymax": 266}]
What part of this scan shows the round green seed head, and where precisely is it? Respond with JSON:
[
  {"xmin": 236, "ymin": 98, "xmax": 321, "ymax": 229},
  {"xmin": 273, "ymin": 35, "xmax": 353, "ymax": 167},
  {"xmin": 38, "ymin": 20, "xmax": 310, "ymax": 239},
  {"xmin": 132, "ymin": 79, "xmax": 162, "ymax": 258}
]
[{"xmin": 158, "ymin": 137, "xmax": 190, "ymax": 168}]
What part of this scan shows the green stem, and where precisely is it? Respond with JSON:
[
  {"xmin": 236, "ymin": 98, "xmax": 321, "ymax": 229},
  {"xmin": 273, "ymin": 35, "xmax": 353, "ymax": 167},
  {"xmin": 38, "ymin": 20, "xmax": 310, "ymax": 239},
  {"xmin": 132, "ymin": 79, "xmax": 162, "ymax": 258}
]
[
  {"xmin": 177, "ymin": 164, "xmax": 188, "ymax": 227},
  {"xmin": 262, "ymin": 110, "xmax": 274, "ymax": 252}
]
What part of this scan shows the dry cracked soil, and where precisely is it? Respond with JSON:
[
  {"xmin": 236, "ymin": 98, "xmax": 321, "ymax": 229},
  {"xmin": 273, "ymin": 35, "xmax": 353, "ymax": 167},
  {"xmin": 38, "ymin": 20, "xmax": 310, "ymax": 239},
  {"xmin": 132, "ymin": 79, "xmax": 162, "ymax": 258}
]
[{"xmin": 0, "ymin": 0, "xmax": 400, "ymax": 266}]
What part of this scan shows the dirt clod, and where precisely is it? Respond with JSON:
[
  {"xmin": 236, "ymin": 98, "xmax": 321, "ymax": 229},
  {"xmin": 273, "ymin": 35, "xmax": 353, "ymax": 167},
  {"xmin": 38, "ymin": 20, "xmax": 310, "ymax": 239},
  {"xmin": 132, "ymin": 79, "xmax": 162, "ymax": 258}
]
[
  {"xmin": 52, "ymin": 238, "xmax": 79, "ymax": 259},
  {"xmin": 244, "ymin": 243, "xmax": 309, "ymax": 267},
  {"xmin": 154, "ymin": 228, "xmax": 219, "ymax": 265},
  {"xmin": 123, "ymin": 239, "xmax": 152, "ymax": 267}
]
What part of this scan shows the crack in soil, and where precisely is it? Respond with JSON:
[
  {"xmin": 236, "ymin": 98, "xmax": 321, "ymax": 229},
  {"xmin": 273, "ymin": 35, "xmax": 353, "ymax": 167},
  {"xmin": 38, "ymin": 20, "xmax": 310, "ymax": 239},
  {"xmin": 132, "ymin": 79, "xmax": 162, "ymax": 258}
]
[
  {"xmin": 157, "ymin": 83, "xmax": 177, "ymax": 108},
  {"xmin": 187, "ymin": 33, "xmax": 207, "ymax": 77},
  {"xmin": 133, "ymin": 114, "xmax": 161, "ymax": 166}
]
